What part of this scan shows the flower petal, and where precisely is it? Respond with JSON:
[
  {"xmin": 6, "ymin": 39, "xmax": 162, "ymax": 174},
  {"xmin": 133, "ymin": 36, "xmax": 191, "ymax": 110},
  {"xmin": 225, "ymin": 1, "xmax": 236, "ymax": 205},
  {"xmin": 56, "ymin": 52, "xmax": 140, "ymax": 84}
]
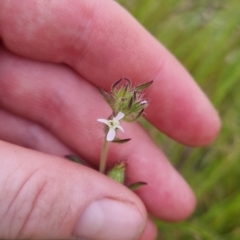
[
  {"xmin": 117, "ymin": 125, "xmax": 124, "ymax": 132},
  {"xmin": 97, "ymin": 119, "xmax": 109, "ymax": 125},
  {"xmin": 107, "ymin": 128, "xmax": 116, "ymax": 141},
  {"xmin": 116, "ymin": 112, "xmax": 124, "ymax": 120},
  {"xmin": 140, "ymin": 100, "xmax": 148, "ymax": 105}
]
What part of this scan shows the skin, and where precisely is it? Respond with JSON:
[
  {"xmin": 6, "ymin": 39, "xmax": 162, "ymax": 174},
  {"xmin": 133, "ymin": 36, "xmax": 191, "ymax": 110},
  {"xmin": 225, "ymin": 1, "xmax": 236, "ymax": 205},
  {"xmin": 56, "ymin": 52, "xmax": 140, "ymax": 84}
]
[{"xmin": 0, "ymin": 0, "xmax": 221, "ymax": 239}]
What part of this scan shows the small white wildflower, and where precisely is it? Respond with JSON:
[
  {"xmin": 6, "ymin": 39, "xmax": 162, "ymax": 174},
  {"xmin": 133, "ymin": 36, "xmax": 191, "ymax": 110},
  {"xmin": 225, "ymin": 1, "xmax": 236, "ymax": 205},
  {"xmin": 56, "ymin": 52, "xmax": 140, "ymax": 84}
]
[{"xmin": 97, "ymin": 112, "xmax": 124, "ymax": 141}]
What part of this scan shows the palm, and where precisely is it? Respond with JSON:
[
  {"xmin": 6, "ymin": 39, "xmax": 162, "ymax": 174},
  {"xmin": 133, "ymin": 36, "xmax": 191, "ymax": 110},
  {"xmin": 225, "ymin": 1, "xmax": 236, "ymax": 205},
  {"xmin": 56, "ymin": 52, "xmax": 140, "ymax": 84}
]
[{"xmin": 0, "ymin": 1, "xmax": 220, "ymax": 239}]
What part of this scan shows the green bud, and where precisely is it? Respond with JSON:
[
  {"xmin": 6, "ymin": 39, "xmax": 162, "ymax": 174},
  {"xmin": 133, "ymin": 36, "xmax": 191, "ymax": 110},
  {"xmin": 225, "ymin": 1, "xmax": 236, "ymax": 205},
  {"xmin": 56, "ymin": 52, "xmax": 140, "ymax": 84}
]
[
  {"xmin": 107, "ymin": 162, "xmax": 126, "ymax": 184},
  {"xmin": 107, "ymin": 161, "xmax": 147, "ymax": 191},
  {"xmin": 99, "ymin": 78, "xmax": 152, "ymax": 122}
]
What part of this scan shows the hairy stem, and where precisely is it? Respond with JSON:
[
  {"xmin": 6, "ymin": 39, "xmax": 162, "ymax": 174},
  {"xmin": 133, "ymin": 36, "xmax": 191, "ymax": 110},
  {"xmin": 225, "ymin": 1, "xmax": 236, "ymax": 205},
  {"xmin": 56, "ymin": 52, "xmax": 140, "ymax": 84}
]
[{"xmin": 99, "ymin": 138, "xmax": 109, "ymax": 173}]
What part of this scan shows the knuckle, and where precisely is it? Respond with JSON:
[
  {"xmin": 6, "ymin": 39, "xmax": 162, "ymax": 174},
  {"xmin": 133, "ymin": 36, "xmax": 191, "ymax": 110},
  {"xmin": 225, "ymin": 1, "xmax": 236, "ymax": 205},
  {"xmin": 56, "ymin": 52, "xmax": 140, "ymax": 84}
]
[{"xmin": 0, "ymin": 168, "xmax": 61, "ymax": 239}]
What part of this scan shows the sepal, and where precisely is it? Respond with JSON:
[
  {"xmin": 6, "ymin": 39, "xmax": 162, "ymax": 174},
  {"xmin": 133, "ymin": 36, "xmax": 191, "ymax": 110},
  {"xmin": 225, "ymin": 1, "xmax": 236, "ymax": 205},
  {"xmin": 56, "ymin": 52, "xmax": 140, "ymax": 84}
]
[{"xmin": 134, "ymin": 80, "xmax": 153, "ymax": 91}]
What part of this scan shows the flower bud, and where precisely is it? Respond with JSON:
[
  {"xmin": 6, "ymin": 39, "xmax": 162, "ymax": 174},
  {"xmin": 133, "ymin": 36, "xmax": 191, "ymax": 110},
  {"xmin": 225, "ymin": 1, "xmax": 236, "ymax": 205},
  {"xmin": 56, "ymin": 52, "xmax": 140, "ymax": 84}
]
[
  {"xmin": 107, "ymin": 162, "xmax": 126, "ymax": 184},
  {"xmin": 99, "ymin": 78, "xmax": 153, "ymax": 122}
]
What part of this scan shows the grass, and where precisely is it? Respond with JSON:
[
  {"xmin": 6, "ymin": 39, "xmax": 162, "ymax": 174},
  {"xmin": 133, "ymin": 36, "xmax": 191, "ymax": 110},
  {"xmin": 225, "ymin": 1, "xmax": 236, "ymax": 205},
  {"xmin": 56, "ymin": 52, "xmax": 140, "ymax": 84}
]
[{"xmin": 117, "ymin": 0, "xmax": 240, "ymax": 239}]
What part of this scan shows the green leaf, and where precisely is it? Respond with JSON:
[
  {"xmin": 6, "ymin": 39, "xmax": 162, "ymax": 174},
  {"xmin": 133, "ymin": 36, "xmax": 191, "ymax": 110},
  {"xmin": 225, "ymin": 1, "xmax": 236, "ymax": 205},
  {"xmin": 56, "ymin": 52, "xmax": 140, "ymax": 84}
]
[
  {"xmin": 135, "ymin": 80, "xmax": 153, "ymax": 91},
  {"xmin": 112, "ymin": 138, "xmax": 131, "ymax": 144},
  {"xmin": 128, "ymin": 182, "xmax": 148, "ymax": 191},
  {"xmin": 65, "ymin": 155, "xmax": 86, "ymax": 165}
]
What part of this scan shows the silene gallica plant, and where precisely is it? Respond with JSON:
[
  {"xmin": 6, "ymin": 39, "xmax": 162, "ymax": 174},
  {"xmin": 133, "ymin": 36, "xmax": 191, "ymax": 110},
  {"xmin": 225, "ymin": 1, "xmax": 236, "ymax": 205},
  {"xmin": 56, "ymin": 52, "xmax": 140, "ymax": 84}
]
[
  {"xmin": 97, "ymin": 78, "xmax": 153, "ymax": 190},
  {"xmin": 66, "ymin": 78, "xmax": 152, "ymax": 190}
]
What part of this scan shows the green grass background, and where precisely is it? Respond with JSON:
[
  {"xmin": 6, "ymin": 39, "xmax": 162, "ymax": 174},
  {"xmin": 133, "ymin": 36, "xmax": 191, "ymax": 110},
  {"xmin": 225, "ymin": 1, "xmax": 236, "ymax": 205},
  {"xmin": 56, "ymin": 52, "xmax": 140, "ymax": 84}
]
[{"xmin": 117, "ymin": 0, "xmax": 240, "ymax": 239}]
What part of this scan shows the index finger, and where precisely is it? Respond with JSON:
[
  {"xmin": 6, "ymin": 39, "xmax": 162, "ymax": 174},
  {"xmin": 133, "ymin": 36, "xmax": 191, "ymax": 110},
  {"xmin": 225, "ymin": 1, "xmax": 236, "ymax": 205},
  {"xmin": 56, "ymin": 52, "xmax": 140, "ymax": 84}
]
[{"xmin": 0, "ymin": 0, "xmax": 220, "ymax": 145}]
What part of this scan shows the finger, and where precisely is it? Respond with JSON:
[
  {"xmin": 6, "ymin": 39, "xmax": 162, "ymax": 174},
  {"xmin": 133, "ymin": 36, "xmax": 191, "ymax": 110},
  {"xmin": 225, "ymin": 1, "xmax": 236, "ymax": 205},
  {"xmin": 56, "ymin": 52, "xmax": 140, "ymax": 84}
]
[
  {"xmin": 0, "ymin": 109, "xmax": 73, "ymax": 156},
  {"xmin": 0, "ymin": 47, "xmax": 195, "ymax": 221},
  {"xmin": 138, "ymin": 219, "xmax": 157, "ymax": 240},
  {"xmin": 0, "ymin": 141, "xmax": 146, "ymax": 240},
  {"xmin": 0, "ymin": 0, "xmax": 220, "ymax": 146},
  {"xmin": 0, "ymin": 112, "xmax": 158, "ymax": 240}
]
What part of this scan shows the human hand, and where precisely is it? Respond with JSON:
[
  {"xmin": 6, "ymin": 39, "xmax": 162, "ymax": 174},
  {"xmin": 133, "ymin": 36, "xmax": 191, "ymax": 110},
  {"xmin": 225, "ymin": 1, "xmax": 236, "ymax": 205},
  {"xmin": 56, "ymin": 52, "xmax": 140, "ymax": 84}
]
[{"xmin": 0, "ymin": 1, "xmax": 220, "ymax": 239}]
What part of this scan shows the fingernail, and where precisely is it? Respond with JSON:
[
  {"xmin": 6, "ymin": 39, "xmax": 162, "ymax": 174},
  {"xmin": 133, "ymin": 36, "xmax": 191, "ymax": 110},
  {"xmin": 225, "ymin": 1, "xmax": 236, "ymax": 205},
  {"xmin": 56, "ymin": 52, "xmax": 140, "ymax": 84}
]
[{"xmin": 73, "ymin": 198, "xmax": 145, "ymax": 240}]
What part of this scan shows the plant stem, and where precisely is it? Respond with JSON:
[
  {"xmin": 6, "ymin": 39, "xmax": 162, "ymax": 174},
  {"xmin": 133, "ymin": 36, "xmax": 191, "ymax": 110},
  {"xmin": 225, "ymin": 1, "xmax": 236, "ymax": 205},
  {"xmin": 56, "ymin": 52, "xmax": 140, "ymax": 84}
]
[{"xmin": 99, "ymin": 138, "xmax": 109, "ymax": 173}]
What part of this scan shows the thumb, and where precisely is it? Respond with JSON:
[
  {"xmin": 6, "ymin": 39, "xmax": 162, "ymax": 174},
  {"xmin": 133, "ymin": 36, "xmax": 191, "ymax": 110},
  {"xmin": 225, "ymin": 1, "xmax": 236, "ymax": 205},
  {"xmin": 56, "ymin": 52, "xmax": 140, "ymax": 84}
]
[{"xmin": 0, "ymin": 141, "xmax": 146, "ymax": 240}]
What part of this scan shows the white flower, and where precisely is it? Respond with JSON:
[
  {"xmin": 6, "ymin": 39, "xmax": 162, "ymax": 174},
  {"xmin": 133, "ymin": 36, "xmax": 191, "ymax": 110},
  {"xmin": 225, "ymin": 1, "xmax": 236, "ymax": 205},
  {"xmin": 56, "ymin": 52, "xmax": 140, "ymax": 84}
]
[{"xmin": 97, "ymin": 112, "xmax": 124, "ymax": 141}]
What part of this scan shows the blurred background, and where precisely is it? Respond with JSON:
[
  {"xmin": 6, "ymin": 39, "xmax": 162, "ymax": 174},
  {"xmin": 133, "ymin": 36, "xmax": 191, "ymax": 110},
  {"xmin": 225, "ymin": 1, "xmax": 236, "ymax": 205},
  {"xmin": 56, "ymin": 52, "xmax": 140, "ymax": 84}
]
[{"xmin": 117, "ymin": 0, "xmax": 240, "ymax": 239}]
